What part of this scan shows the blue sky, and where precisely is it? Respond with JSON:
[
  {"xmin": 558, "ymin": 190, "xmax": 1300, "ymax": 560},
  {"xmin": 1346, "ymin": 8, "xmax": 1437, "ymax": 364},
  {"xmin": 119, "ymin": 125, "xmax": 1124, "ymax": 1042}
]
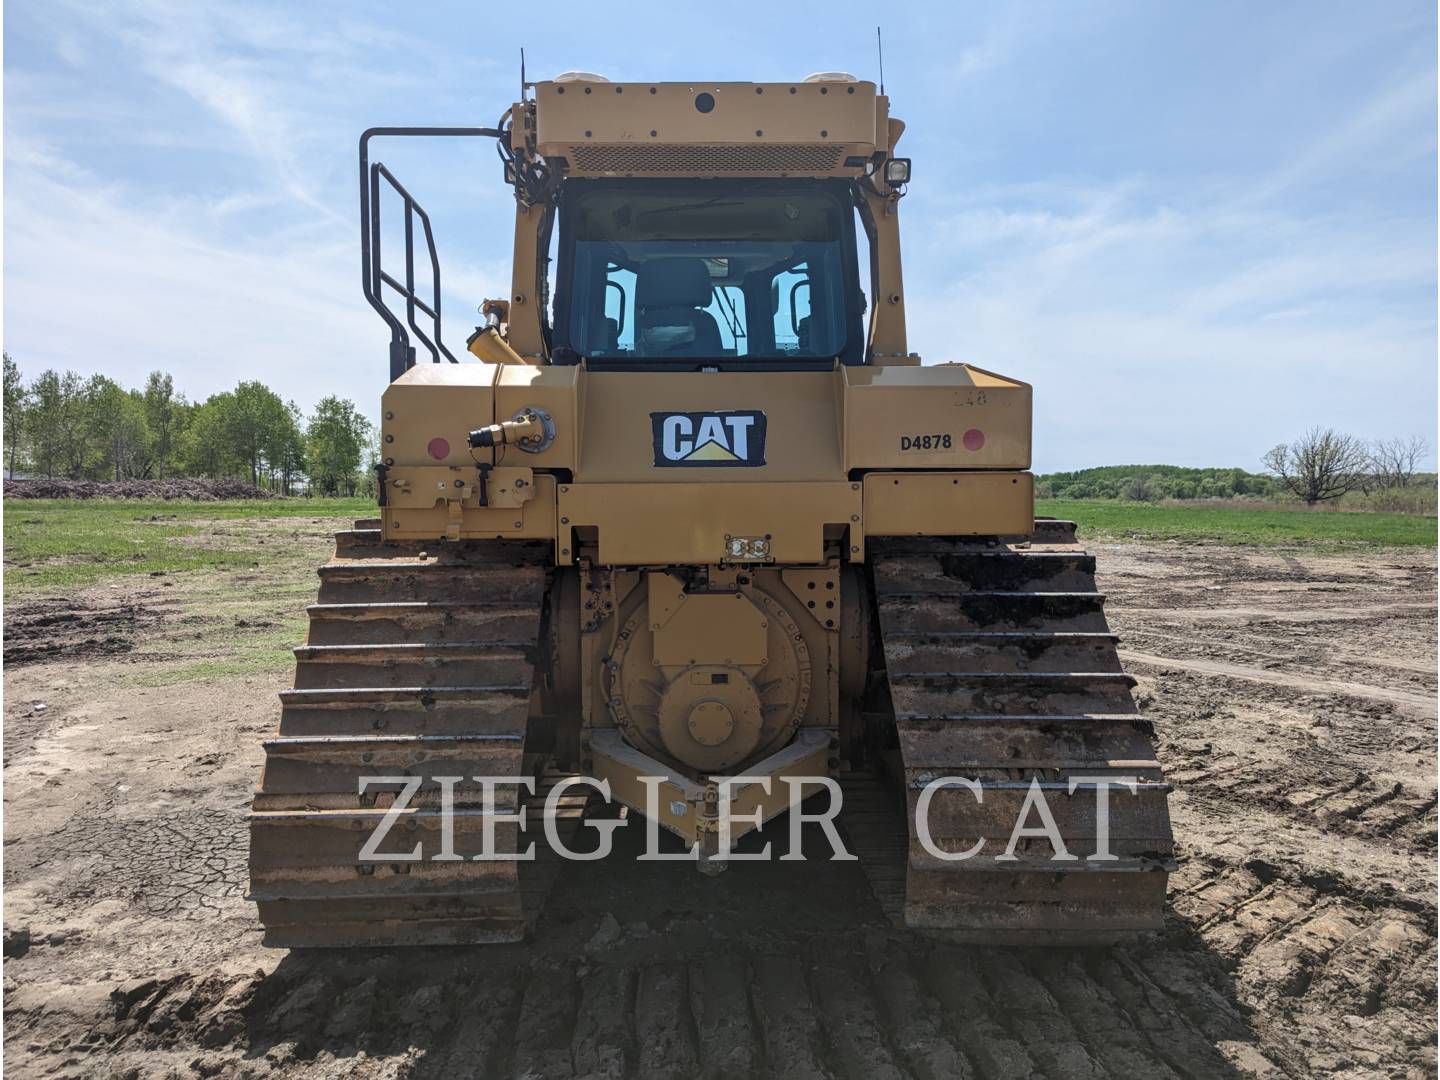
[{"xmin": 4, "ymin": 0, "xmax": 1435, "ymax": 471}]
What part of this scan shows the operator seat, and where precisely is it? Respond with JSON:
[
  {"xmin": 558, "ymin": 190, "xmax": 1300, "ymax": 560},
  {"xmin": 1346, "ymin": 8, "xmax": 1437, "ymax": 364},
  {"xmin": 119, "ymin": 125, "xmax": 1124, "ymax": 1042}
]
[{"xmin": 635, "ymin": 258, "xmax": 723, "ymax": 357}]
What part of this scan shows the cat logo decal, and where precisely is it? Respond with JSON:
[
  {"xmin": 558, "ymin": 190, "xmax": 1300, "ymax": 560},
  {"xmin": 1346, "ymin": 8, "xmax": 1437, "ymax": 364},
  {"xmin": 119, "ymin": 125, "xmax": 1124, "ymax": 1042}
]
[{"xmin": 651, "ymin": 411, "xmax": 767, "ymax": 467}]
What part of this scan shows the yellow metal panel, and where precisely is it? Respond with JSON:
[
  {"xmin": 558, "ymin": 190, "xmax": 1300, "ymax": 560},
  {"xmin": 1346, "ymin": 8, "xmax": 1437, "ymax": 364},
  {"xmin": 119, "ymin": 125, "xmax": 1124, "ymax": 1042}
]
[
  {"xmin": 495, "ymin": 363, "xmax": 584, "ymax": 472},
  {"xmin": 724, "ymin": 732, "xmax": 832, "ymax": 829},
  {"xmin": 858, "ymin": 186, "xmax": 908, "ymax": 360},
  {"xmin": 508, "ymin": 202, "xmax": 550, "ymax": 357},
  {"xmin": 645, "ymin": 571, "xmax": 687, "ymax": 630},
  {"xmin": 558, "ymin": 481, "xmax": 861, "ymax": 566},
  {"xmin": 577, "ymin": 369, "xmax": 843, "ymax": 483},
  {"xmin": 383, "ymin": 474, "xmax": 558, "ymax": 543},
  {"xmin": 383, "ymin": 465, "xmax": 535, "ymax": 510},
  {"xmin": 843, "ymin": 363, "xmax": 1032, "ymax": 470},
  {"xmin": 780, "ymin": 566, "xmax": 842, "ymax": 629},
  {"xmin": 534, "ymin": 81, "xmax": 880, "ymax": 178},
  {"xmin": 588, "ymin": 732, "xmax": 707, "ymax": 842},
  {"xmin": 863, "ymin": 472, "xmax": 1034, "ymax": 537},
  {"xmin": 651, "ymin": 592, "xmax": 768, "ymax": 668},
  {"xmin": 587, "ymin": 730, "xmax": 831, "ymax": 848},
  {"xmin": 380, "ymin": 364, "xmax": 498, "ymax": 469}
]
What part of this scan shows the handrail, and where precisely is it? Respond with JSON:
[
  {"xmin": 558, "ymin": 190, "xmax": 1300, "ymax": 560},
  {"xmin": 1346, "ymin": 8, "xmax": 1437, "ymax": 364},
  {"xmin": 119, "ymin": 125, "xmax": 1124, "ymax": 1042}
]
[
  {"xmin": 358, "ymin": 127, "xmax": 502, "ymax": 380},
  {"xmin": 371, "ymin": 163, "xmax": 452, "ymax": 364}
]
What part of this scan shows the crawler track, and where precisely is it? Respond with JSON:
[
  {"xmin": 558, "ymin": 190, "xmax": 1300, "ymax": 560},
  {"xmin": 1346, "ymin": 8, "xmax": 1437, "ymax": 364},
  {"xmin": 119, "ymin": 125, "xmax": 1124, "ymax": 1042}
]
[
  {"xmin": 866, "ymin": 520, "xmax": 1175, "ymax": 942},
  {"xmin": 247, "ymin": 520, "xmax": 579, "ymax": 947}
]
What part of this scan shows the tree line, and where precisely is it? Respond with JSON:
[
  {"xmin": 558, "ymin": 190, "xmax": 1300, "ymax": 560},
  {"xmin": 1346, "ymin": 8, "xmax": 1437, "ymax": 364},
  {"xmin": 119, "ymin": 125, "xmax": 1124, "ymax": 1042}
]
[
  {"xmin": 1040, "ymin": 429, "xmax": 1432, "ymax": 507},
  {"xmin": 1038, "ymin": 464, "xmax": 1278, "ymax": 502},
  {"xmin": 2, "ymin": 354, "xmax": 374, "ymax": 496}
]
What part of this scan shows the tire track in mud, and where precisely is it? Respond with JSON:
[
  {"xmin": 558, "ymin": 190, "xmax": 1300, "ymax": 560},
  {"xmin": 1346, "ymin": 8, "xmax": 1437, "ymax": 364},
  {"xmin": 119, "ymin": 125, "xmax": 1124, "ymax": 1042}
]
[
  {"xmin": 1120, "ymin": 650, "xmax": 1436, "ymax": 713},
  {"xmin": 1113, "ymin": 601, "xmax": 1436, "ymax": 625},
  {"xmin": 1171, "ymin": 854, "xmax": 1436, "ymax": 1077},
  {"xmin": 1101, "ymin": 543, "xmax": 1437, "ymax": 1076},
  {"xmin": 13, "ymin": 847, "xmax": 1431, "ymax": 1080},
  {"xmin": 4, "ymin": 819, "xmax": 1434, "ymax": 1078},
  {"xmin": 1117, "ymin": 624, "xmax": 1437, "ymax": 682}
]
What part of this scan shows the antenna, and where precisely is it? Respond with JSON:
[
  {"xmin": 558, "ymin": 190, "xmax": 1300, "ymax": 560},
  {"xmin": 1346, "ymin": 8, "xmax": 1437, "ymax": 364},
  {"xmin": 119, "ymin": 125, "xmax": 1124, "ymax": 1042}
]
[
  {"xmin": 876, "ymin": 26, "xmax": 886, "ymax": 96},
  {"xmin": 520, "ymin": 47, "xmax": 528, "ymax": 98}
]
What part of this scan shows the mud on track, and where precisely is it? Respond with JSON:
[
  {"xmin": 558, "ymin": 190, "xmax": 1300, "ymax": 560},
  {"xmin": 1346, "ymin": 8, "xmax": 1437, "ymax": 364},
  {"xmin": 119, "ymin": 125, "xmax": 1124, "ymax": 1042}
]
[{"xmin": 2, "ymin": 532, "xmax": 1435, "ymax": 1078}]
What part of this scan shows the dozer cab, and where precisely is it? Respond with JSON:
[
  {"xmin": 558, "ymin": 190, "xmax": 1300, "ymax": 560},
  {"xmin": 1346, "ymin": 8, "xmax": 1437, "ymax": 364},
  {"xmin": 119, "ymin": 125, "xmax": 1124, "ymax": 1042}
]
[{"xmin": 248, "ymin": 72, "xmax": 1174, "ymax": 947}]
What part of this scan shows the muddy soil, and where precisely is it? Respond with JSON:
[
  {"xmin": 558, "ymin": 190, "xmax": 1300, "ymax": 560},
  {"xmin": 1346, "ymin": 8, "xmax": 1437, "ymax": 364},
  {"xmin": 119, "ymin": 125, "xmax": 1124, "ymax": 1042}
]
[
  {"xmin": 2, "ymin": 596, "xmax": 165, "ymax": 668},
  {"xmin": 2, "ymin": 529, "xmax": 1435, "ymax": 1079}
]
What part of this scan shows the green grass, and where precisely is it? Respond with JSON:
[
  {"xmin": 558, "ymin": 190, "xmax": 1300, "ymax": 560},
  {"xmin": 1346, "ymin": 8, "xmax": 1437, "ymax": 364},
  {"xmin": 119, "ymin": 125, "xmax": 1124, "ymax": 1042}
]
[
  {"xmin": 6, "ymin": 495, "xmax": 1431, "ymax": 603},
  {"xmin": 124, "ymin": 612, "xmax": 310, "ymax": 685},
  {"xmin": 3, "ymin": 497, "xmax": 373, "ymax": 595},
  {"xmin": 1038, "ymin": 499, "xmax": 1438, "ymax": 548}
]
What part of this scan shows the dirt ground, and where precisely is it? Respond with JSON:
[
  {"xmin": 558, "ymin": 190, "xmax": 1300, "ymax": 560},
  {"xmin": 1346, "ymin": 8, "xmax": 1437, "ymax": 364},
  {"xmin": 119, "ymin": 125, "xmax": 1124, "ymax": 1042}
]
[{"xmin": 2, "ymin": 518, "xmax": 1435, "ymax": 1079}]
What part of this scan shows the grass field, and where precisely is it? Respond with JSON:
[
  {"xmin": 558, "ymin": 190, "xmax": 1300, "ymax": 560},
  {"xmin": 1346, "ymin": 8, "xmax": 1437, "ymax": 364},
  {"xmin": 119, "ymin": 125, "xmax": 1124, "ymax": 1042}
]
[
  {"xmin": 1039, "ymin": 498, "xmax": 1437, "ymax": 547},
  {"xmin": 3, "ymin": 495, "xmax": 1433, "ymax": 599},
  {"xmin": 2, "ymin": 497, "xmax": 372, "ymax": 595}
]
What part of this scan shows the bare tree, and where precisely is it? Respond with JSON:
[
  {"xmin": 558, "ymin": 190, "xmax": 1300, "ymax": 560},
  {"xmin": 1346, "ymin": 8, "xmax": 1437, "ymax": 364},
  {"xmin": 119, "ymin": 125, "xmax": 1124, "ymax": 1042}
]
[
  {"xmin": 1121, "ymin": 473, "xmax": 1155, "ymax": 502},
  {"xmin": 1369, "ymin": 435, "xmax": 1428, "ymax": 490},
  {"xmin": 1263, "ymin": 428, "xmax": 1370, "ymax": 506}
]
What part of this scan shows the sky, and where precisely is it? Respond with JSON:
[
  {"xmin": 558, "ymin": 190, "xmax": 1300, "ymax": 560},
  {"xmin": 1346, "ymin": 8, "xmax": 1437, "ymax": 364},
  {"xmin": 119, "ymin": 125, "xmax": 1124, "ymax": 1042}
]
[{"xmin": 3, "ymin": 0, "xmax": 1436, "ymax": 472}]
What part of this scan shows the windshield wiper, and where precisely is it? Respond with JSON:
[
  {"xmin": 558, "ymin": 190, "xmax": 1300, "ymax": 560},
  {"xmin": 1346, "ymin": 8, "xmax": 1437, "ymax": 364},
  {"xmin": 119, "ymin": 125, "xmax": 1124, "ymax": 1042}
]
[{"xmin": 636, "ymin": 197, "xmax": 744, "ymax": 217}]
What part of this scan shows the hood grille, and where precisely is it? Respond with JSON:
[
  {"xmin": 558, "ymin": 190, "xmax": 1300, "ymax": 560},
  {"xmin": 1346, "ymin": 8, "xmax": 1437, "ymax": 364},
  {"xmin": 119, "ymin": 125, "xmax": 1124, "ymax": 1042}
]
[{"xmin": 565, "ymin": 143, "xmax": 846, "ymax": 175}]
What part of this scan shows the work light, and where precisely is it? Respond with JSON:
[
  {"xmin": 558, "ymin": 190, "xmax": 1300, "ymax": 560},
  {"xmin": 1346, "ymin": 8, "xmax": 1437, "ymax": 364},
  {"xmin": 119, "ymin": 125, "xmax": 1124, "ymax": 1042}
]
[{"xmin": 884, "ymin": 158, "xmax": 911, "ymax": 186}]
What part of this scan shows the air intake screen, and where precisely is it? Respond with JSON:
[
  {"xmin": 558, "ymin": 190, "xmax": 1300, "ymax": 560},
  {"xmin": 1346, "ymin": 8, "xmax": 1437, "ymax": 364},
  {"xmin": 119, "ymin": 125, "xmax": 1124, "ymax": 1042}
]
[{"xmin": 566, "ymin": 143, "xmax": 847, "ymax": 174}]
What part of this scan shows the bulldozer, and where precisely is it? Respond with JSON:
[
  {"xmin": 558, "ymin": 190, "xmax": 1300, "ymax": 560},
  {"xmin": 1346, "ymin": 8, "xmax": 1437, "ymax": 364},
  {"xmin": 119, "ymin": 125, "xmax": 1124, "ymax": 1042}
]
[{"xmin": 248, "ymin": 72, "xmax": 1174, "ymax": 947}]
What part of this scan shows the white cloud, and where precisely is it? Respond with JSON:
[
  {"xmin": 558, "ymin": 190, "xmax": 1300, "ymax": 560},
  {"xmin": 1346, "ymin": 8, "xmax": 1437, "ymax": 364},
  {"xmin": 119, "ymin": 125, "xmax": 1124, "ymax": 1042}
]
[
  {"xmin": 3, "ymin": 143, "xmax": 382, "ymax": 415},
  {"xmin": 2, "ymin": 1, "xmax": 499, "ymax": 420},
  {"xmin": 901, "ymin": 31, "xmax": 1437, "ymax": 472},
  {"xmin": 944, "ymin": 6, "xmax": 1067, "ymax": 84},
  {"xmin": 1240, "ymin": 66, "xmax": 1437, "ymax": 207},
  {"xmin": 907, "ymin": 181, "xmax": 1435, "ymax": 470}
]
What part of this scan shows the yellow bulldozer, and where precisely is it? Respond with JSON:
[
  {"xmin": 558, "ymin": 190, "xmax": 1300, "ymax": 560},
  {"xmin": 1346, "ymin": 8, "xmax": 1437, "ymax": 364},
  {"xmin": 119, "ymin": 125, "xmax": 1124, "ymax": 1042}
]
[{"xmin": 248, "ymin": 72, "xmax": 1174, "ymax": 947}]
